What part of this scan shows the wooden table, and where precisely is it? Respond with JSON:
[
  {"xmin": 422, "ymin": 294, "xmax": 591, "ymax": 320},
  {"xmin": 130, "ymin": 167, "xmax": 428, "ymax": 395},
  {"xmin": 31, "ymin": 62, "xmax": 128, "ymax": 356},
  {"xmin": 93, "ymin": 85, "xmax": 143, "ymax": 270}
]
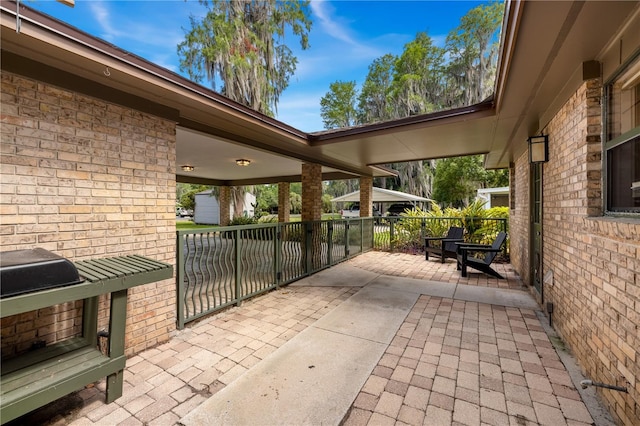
[{"xmin": 0, "ymin": 255, "xmax": 173, "ymax": 424}]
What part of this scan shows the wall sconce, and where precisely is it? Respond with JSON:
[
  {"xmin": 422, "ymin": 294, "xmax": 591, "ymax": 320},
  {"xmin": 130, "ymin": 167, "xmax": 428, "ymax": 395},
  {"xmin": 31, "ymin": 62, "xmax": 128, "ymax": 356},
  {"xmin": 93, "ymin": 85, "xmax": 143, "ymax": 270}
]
[
  {"xmin": 181, "ymin": 165, "xmax": 194, "ymax": 172},
  {"xmin": 236, "ymin": 159, "xmax": 251, "ymax": 166},
  {"xmin": 528, "ymin": 135, "xmax": 549, "ymax": 163}
]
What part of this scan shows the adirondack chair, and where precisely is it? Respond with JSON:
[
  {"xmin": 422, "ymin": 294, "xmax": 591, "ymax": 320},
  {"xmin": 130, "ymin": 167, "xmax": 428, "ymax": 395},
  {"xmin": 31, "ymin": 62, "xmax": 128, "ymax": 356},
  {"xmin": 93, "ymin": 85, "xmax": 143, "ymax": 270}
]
[
  {"xmin": 425, "ymin": 226, "xmax": 464, "ymax": 263},
  {"xmin": 456, "ymin": 231, "xmax": 507, "ymax": 279}
]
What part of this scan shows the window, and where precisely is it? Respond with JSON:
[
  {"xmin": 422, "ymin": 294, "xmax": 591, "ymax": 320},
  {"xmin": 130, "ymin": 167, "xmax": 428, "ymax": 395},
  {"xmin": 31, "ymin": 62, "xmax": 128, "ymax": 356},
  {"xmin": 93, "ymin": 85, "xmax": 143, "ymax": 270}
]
[{"xmin": 605, "ymin": 54, "xmax": 640, "ymax": 213}]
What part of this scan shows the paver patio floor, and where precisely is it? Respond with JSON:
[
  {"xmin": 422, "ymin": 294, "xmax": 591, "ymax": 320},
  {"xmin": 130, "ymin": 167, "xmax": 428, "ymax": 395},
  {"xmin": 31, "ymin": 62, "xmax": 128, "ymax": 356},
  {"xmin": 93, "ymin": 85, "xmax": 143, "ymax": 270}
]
[{"xmin": 12, "ymin": 252, "xmax": 613, "ymax": 426}]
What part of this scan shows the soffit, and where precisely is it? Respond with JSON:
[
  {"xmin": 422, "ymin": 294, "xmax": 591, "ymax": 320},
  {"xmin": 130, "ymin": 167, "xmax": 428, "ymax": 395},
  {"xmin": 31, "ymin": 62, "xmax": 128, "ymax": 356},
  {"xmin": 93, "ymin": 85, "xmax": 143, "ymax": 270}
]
[{"xmin": 487, "ymin": 0, "xmax": 639, "ymax": 168}]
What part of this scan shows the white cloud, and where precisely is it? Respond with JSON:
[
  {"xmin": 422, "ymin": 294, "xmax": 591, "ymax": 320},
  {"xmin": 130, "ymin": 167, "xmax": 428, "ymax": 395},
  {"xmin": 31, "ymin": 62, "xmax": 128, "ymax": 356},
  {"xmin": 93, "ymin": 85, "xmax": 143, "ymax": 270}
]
[
  {"xmin": 310, "ymin": 1, "xmax": 356, "ymax": 46},
  {"xmin": 309, "ymin": 1, "xmax": 383, "ymax": 60},
  {"xmin": 89, "ymin": 1, "xmax": 121, "ymax": 42}
]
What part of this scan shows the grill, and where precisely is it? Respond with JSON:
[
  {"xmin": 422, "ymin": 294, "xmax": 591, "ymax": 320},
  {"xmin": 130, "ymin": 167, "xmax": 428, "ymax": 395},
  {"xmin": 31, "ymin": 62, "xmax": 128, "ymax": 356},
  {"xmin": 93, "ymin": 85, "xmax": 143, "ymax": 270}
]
[{"xmin": 0, "ymin": 248, "xmax": 85, "ymax": 299}]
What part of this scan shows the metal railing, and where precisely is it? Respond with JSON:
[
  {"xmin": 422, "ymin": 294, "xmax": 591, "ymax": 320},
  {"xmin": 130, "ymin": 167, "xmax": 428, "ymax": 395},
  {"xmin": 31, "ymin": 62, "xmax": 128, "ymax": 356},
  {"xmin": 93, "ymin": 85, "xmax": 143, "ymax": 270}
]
[
  {"xmin": 176, "ymin": 216, "xmax": 506, "ymax": 328},
  {"xmin": 176, "ymin": 219, "xmax": 374, "ymax": 328},
  {"xmin": 371, "ymin": 216, "xmax": 509, "ymax": 252}
]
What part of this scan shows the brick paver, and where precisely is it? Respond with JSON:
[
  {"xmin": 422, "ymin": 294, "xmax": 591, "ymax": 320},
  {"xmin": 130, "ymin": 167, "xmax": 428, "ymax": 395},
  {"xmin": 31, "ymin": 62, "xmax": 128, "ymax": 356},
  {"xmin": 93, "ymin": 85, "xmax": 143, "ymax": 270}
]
[
  {"xmin": 16, "ymin": 252, "xmax": 597, "ymax": 426},
  {"xmin": 346, "ymin": 251, "xmax": 523, "ymax": 289},
  {"xmin": 19, "ymin": 285, "xmax": 358, "ymax": 425},
  {"xmin": 344, "ymin": 295, "xmax": 594, "ymax": 426}
]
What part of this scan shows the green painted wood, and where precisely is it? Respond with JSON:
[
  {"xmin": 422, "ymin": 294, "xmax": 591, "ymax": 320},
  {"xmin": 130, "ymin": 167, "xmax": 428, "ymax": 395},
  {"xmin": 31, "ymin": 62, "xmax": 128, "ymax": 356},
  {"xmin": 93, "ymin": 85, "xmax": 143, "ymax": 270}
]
[
  {"xmin": 82, "ymin": 296, "xmax": 99, "ymax": 353},
  {"xmin": 105, "ymin": 289, "xmax": 127, "ymax": 403},
  {"xmin": 0, "ymin": 337, "xmax": 90, "ymax": 375},
  {"xmin": 0, "ymin": 349, "xmax": 126, "ymax": 424},
  {"xmin": 0, "ymin": 255, "xmax": 173, "ymax": 424},
  {"xmin": 1, "ymin": 257, "xmax": 172, "ymax": 317},
  {"xmin": 2, "ymin": 346, "xmax": 108, "ymax": 392}
]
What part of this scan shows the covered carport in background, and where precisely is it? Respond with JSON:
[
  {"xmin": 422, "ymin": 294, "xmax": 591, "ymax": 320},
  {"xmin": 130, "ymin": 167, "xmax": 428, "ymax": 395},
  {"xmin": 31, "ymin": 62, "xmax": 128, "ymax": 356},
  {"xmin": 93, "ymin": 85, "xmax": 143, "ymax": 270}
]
[{"xmin": 331, "ymin": 187, "xmax": 432, "ymax": 215}]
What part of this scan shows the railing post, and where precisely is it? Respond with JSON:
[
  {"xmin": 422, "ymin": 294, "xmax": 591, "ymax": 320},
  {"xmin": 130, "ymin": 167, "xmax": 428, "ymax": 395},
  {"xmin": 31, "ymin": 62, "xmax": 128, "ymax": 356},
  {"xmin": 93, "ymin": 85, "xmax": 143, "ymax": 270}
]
[
  {"xmin": 275, "ymin": 223, "xmax": 281, "ymax": 289},
  {"xmin": 234, "ymin": 228, "xmax": 242, "ymax": 306},
  {"xmin": 327, "ymin": 221, "xmax": 333, "ymax": 266},
  {"xmin": 305, "ymin": 221, "xmax": 312, "ymax": 275},
  {"xmin": 176, "ymin": 232, "xmax": 185, "ymax": 330},
  {"xmin": 344, "ymin": 221, "xmax": 350, "ymax": 257},
  {"xmin": 360, "ymin": 218, "xmax": 364, "ymax": 254},
  {"xmin": 390, "ymin": 218, "xmax": 395, "ymax": 252},
  {"xmin": 420, "ymin": 218, "xmax": 426, "ymax": 249}
]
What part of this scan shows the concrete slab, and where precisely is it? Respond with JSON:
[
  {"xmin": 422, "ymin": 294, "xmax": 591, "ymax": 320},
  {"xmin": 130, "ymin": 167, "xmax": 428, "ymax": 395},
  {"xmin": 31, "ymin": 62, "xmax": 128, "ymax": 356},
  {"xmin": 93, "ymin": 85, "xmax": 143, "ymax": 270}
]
[
  {"xmin": 367, "ymin": 275, "xmax": 457, "ymax": 299},
  {"xmin": 311, "ymin": 285, "xmax": 419, "ymax": 344},
  {"xmin": 289, "ymin": 264, "xmax": 379, "ymax": 287},
  {"xmin": 453, "ymin": 284, "xmax": 538, "ymax": 309},
  {"xmin": 180, "ymin": 326, "xmax": 387, "ymax": 426},
  {"xmin": 180, "ymin": 283, "xmax": 418, "ymax": 426}
]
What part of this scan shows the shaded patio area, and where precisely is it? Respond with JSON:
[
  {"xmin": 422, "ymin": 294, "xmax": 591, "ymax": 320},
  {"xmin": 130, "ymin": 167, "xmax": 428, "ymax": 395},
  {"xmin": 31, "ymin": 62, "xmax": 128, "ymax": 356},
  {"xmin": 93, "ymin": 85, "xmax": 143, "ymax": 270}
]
[{"xmin": 14, "ymin": 252, "xmax": 613, "ymax": 426}]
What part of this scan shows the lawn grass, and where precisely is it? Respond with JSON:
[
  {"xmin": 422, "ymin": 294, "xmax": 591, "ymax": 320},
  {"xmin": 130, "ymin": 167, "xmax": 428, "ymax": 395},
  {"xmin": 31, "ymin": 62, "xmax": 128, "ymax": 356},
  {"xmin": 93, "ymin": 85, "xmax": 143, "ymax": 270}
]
[{"xmin": 176, "ymin": 221, "xmax": 218, "ymax": 230}]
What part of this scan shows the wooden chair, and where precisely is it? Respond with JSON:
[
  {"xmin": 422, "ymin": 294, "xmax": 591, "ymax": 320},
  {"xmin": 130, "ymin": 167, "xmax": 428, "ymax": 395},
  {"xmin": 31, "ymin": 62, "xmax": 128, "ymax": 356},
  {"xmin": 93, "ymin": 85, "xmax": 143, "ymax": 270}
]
[
  {"xmin": 456, "ymin": 231, "xmax": 507, "ymax": 278},
  {"xmin": 425, "ymin": 226, "xmax": 464, "ymax": 263}
]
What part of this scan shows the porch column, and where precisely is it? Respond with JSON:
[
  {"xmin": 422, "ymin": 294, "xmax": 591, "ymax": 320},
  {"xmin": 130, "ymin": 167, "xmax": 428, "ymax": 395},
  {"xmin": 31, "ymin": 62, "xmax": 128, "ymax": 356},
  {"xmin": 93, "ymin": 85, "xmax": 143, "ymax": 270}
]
[
  {"xmin": 219, "ymin": 186, "xmax": 231, "ymax": 226},
  {"xmin": 359, "ymin": 176, "xmax": 373, "ymax": 217},
  {"xmin": 278, "ymin": 182, "xmax": 290, "ymax": 223},
  {"xmin": 301, "ymin": 163, "xmax": 322, "ymax": 271},
  {"xmin": 301, "ymin": 163, "xmax": 322, "ymax": 222}
]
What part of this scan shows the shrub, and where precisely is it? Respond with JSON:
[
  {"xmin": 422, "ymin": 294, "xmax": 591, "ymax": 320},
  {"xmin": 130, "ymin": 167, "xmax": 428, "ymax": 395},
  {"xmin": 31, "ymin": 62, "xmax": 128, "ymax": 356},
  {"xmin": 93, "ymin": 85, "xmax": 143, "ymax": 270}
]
[
  {"xmin": 258, "ymin": 215, "xmax": 278, "ymax": 223},
  {"xmin": 391, "ymin": 207, "xmax": 426, "ymax": 253},
  {"xmin": 229, "ymin": 216, "xmax": 258, "ymax": 226}
]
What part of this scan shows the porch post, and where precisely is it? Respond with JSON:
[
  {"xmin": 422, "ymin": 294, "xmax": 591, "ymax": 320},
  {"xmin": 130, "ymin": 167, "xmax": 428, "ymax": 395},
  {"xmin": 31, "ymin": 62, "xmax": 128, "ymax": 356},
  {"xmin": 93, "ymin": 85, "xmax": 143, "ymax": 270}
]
[
  {"xmin": 278, "ymin": 182, "xmax": 290, "ymax": 223},
  {"xmin": 359, "ymin": 176, "xmax": 373, "ymax": 217},
  {"xmin": 301, "ymin": 164, "xmax": 322, "ymax": 222},
  {"xmin": 301, "ymin": 163, "xmax": 322, "ymax": 272},
  {"xmin": 219, "ymin": 186, "xmax": 231, "ymax": 226}
]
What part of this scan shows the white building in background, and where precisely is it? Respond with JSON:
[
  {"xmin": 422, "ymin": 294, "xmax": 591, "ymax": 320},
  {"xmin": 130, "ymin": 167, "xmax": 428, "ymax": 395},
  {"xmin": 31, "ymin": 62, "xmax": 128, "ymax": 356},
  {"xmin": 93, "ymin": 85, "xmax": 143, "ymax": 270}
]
[
  {"xmin": 193, "ymin": 190, "xmax": 256, "ymax": 225},
  {"xmin": 476, "ymin": 187, "xmax": 509, "ymax": 209}
]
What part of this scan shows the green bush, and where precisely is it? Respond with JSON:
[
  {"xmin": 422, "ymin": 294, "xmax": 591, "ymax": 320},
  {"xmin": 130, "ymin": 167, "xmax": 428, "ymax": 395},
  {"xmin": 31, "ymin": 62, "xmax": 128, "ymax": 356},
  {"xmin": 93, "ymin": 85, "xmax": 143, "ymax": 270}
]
[
  {"xmin": 258, "ymin": 215, "xmax": 278, "ymax": 223},
  {"xmin": 229, "ymin": 216, "xmax": 258, "ymax": 226},
  {"xmin": 378, "ymin": 201, "xmax": 509, "ymax": 256},
  {"xmin": 390, "ymin": 208, "xmax": 424, "ymax": 252}
]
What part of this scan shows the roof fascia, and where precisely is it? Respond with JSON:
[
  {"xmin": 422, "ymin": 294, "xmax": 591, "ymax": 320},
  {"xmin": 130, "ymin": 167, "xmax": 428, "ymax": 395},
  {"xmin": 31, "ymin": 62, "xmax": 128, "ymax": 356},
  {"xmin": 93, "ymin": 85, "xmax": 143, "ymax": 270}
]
[
  {"xmin": 0, "ymin": 2, "xmax": 307, "ymax": 139},
  {"xmin": 494, "ymin": 0, "xmax": 524, "ymax": 113}
]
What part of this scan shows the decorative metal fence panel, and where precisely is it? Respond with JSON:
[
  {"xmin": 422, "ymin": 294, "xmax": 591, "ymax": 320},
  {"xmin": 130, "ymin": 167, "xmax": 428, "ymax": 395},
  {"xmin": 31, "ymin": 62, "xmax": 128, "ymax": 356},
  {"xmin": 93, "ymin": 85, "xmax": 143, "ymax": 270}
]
[
  {"xmin": 176, "ymin": 220, "xmax": 366, "ymax": 328},
  {"xmin": 280, "ymin": 222, "xmax": 305, "ymax": 284},
  {"xmin": 176, "ymin": 216, "xmax": 507, "ymax": 328}
]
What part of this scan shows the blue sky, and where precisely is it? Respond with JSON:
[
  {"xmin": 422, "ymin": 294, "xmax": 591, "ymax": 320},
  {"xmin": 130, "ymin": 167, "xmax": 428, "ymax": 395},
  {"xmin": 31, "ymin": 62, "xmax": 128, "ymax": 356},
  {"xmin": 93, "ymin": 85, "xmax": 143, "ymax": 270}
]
[{"xmin": 29, "ymin": 0, "xmax": 486, "ymax": 132}]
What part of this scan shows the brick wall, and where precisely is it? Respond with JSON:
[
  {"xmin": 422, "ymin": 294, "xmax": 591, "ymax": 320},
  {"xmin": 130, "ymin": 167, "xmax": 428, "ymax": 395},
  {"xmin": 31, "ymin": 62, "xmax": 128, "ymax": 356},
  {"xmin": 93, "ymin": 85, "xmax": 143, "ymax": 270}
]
[
  {"xmin": 0, "ymin": 72, "xmax": 177, "ymax": 358},
  {"xmin": 510, "ymin": 79, "xmax": 640, "ymax": 424},
  {"xmin": 509, "ymin": 156, "xmax": 530, "ymax": 287}
]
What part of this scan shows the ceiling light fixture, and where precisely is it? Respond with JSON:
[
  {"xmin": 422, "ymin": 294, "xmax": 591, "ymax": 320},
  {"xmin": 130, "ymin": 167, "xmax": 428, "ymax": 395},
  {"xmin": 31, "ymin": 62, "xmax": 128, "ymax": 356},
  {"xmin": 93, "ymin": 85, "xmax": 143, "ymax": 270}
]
[
  {"xmin": 236, "ymin": 159, "xmax": 251, "ymax": 166},
  {"xmin": 181, "ymin": 165, "xmax": 195, "ymax": 172}
]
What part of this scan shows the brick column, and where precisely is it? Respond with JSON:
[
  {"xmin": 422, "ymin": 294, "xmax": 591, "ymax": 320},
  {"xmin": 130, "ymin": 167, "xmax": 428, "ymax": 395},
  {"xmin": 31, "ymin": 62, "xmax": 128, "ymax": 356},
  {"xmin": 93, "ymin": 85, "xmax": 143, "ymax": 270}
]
[
  {"xmin": 278, "ymin": 182, "xmax": 290, "ymax": 223},
  {"xmin": 359, "ymin": 176, "xmax": 373, "ymax": 217},
  {"xmin": 301, "ymin": 163, "xmax": 322, "ymax": 222},
  {"xmin": 219, "ymin": 186, "xmax": 231, "ymax": 226},
  {"xmin": 301, "ymin": 163, "xmax": 322, "ymax": 271}
]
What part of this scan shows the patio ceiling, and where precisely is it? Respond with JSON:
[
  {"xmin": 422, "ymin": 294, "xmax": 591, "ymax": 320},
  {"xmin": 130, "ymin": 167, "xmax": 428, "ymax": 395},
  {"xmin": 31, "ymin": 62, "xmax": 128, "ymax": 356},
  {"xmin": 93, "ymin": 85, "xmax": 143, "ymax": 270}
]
[{"xmin": 1, "ymin": 1, "xmax": 638, "ymax": 185}]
